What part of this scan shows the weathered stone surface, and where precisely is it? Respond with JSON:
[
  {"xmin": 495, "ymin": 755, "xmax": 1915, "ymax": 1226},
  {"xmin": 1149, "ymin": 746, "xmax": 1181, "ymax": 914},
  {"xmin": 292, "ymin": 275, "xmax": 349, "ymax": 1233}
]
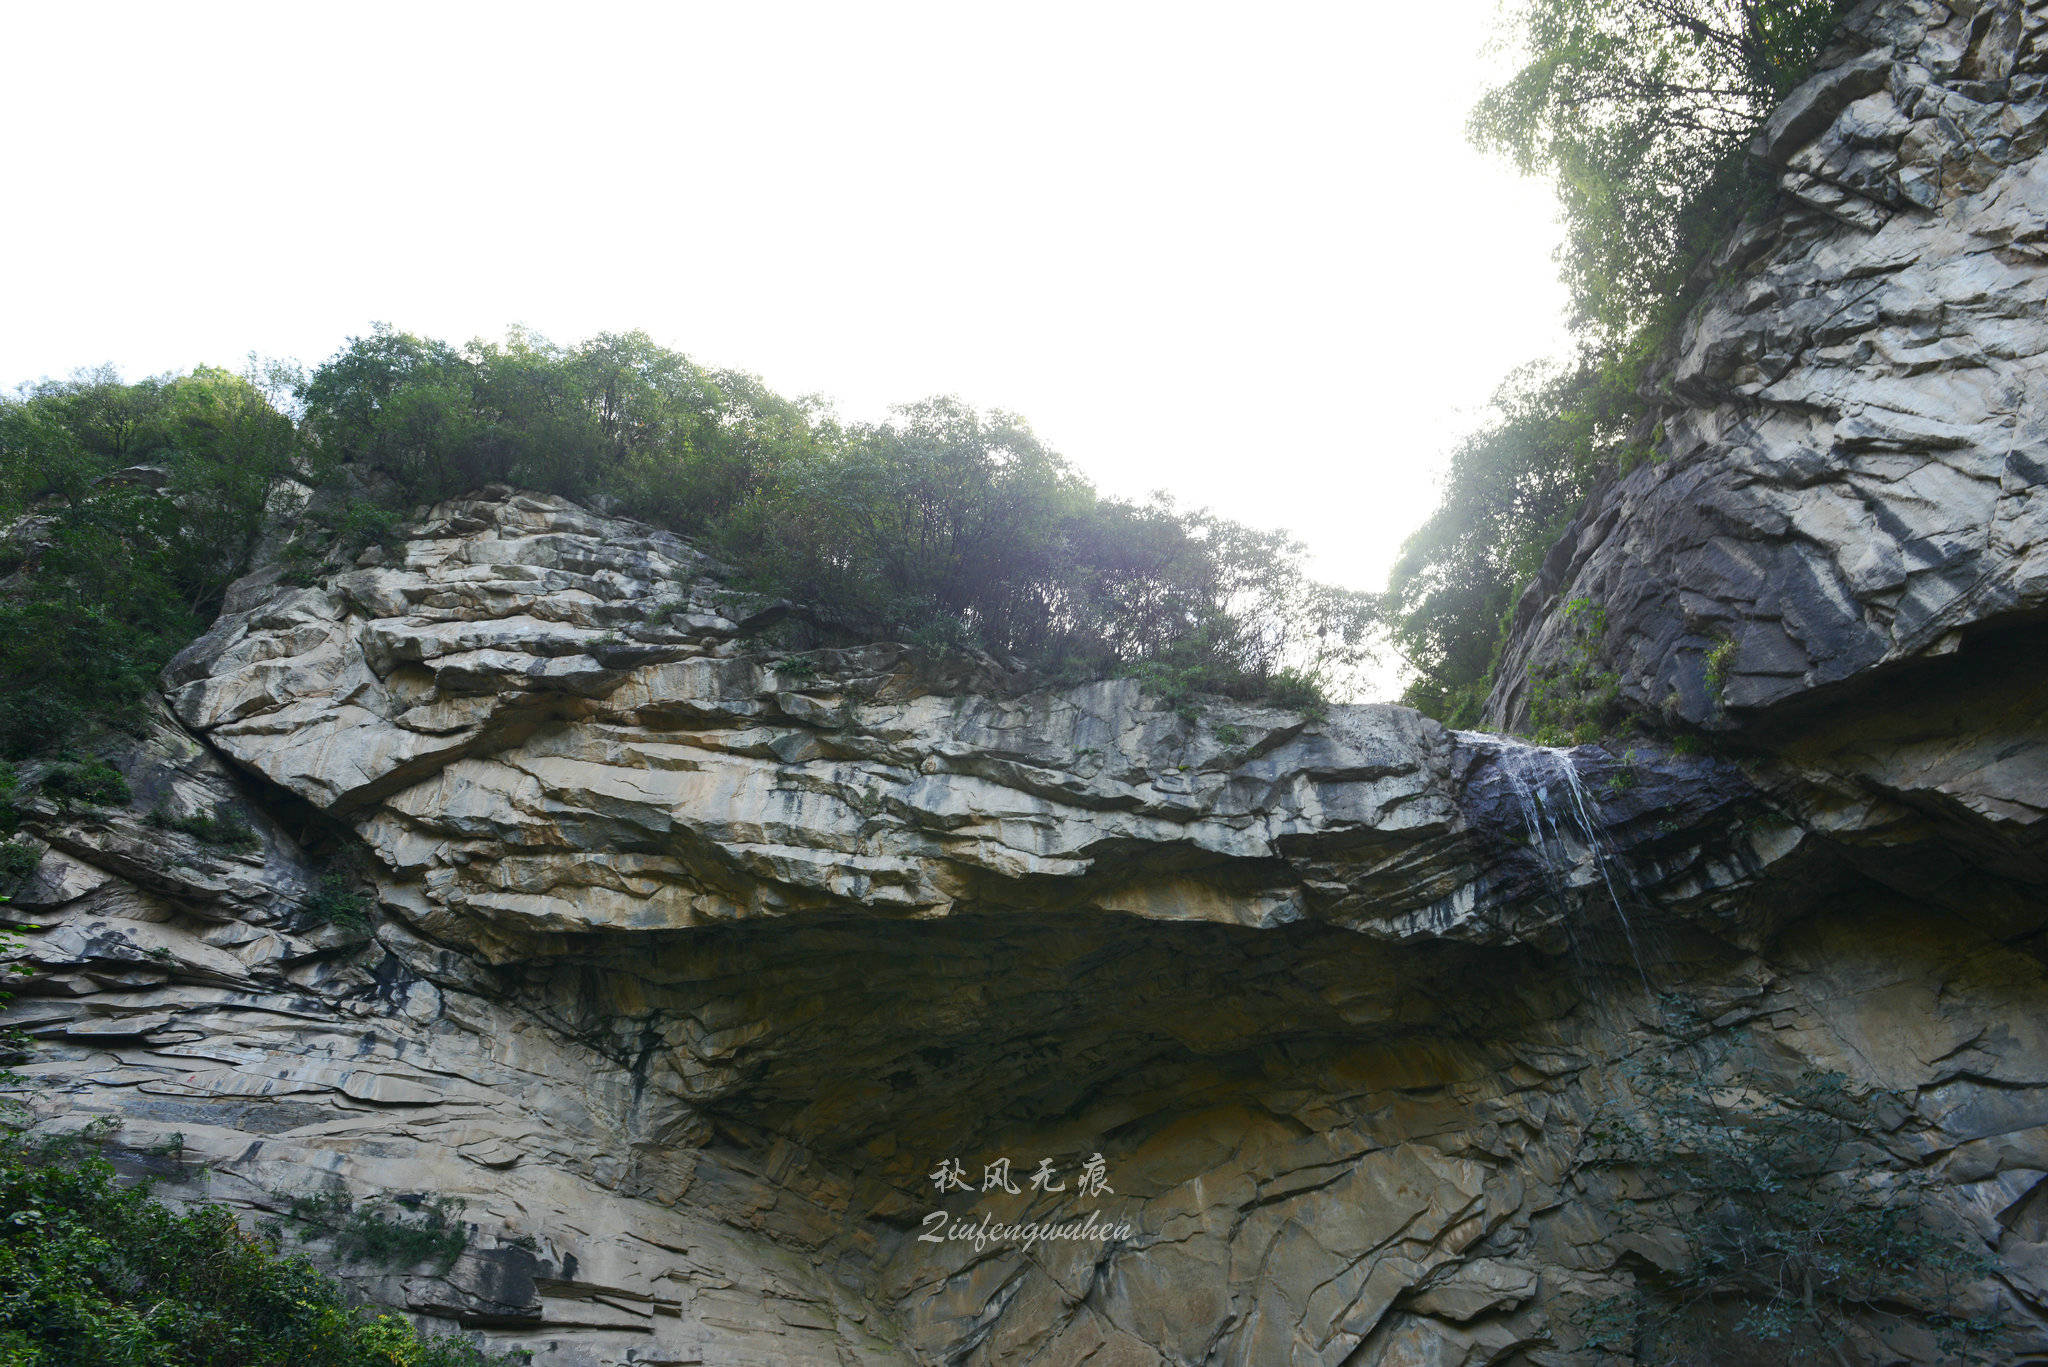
[
  {"xmin": 2, "ymin": 479, "xmax": 2043, "ymax": 1364},
  {"xmin": 5, "ymin": 6, "xmax": 2048, "ymax": 1359},
  {"xmin": 155, "ymin": 490, "xmax": 1797, "ymax": 971},
  {"xmin": 1488, "ymin": 0, "xmax": 2048, "ymax": 739}
]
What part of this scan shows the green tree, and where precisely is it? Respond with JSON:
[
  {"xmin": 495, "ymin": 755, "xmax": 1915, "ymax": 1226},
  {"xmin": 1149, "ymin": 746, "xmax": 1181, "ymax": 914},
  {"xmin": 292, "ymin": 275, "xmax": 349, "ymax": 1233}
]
[
  {"xmin": 1385, "ymin": 362, "xmax": 1619, "ymax": 724},
  {"xmin": 1579, "ymin": 1039, "xmax": 2003, "ymax": 1362},
  {"xmin": 1470, "ymin": 0, "xmax": 1844, "ymax": 347},
  {"xmin": 2, "ymin": 324, "xmax": 1378, "ymax": 749},
  {"xmin": 296, "ymin": 328, "xmax": 482, "ymax": 503},
  {"xmin": 295, "ymin": 329, "xmax": 1376, "ymax": 710},
  {"xmin": 0, "ymin": 369, "xmax": 298, "ymax": 754}
]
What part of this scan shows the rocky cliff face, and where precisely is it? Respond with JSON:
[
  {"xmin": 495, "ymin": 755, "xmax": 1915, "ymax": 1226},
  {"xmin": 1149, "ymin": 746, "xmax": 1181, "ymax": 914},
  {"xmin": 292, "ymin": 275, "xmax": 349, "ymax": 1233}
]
[
  {"xmin": 5, "ymin": 4, "xmax": 2048, "ymax": 1364},
  {"xmin": 1488, "ymin": 0, "xmax": 2048, "ymax": 749},
  {"xmin": 3, "ymin": 483, "xmax": 2042, "ymax": 1365}
]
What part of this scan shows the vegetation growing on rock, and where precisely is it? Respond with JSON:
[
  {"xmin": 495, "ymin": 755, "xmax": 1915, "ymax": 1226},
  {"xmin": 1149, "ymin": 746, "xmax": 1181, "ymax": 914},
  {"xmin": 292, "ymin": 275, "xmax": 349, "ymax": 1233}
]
[
  {"xmin": 0, "ymin": 858, "xmax": 506, "ymax": 1364},
  {"xmin": 1386, "ymin": 0, "xmax": 1845, "ymax": 725},
  {"xmin": 148, "ymin": 801, "xmax": 260, "ymax": 852},
  {"xmin": 271, "ymin": 1188, "xmax": 470, "ymax": 1275},
  {"xmin": 0, "ymin": 6, "xmax": 1854, "ymax": 747},
  {"xmin": 0, "ymin": 336, "xmax": 1376, "ymax": 766},
  {"xmin": 1578, "ymin": 1032, "xmax": 2003, "ymax": 1362},
  {"xmin": 299, "ymin": 873, "xmax": 374, "ymax": 931},
  {"xmin": 0, "ymin": 366, "xmax": 299, "ymax": 757},
  {"xmin": 3, "ymin": 1, "xmax": 2041, "ymax": 1356},
  {"xmin": 293, "ymin": 330, "xmax": 1378, "ymax": 703},
  {"xmin": 0, "ymin": 1127, "xmax": 520, "ymax": 1366}
]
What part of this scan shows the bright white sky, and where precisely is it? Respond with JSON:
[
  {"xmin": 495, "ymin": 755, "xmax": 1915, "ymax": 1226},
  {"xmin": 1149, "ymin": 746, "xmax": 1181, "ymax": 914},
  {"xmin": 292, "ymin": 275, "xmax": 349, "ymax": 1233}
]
[{"xmin": 0, "ymin": 1, "xmax": 1565, "ymax": 599}]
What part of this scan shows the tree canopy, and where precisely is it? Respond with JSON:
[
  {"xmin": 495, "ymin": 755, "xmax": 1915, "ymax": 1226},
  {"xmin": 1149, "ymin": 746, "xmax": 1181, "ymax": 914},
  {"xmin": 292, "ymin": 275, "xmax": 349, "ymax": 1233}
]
[
  {"xmin": 0, "ymin": 367, "xmax": 299, "ymax": 755},
  {"xmin": 1472, "ymin": 0, "xmax": 1843, "ymax": 347},
  {"xmin": 0, "ymin": 329, "xmax": 1375, "ymax": 761},
  {"xmin": 293, "ymin": 327, "xmax": 1376, "ymax": 699}
]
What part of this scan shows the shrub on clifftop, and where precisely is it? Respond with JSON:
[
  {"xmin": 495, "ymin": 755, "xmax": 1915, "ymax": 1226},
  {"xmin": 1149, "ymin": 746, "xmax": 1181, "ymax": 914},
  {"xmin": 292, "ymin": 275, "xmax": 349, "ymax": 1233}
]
[
  {"xmin": 0, "ymin": 333, "xmax": 1375, "ymax": 759},
  {"xmin": 293, "ymin": 327, "xmax": 1379, "ymax": 704}
]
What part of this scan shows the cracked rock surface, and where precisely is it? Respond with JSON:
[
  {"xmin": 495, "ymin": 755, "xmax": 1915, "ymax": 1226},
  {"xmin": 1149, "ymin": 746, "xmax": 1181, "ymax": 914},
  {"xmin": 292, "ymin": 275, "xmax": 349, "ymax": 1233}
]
[
  {"xmin": 3, "ymin": 482, "xmax": 2044, "ymax": 1365},
  {"xmin": 6, "ymin": 4, "xmax": 2048, "ymax": 1359},
  {"xmin": 158, "ymin": 492, "xmax": 1787, "ymax": 964}
]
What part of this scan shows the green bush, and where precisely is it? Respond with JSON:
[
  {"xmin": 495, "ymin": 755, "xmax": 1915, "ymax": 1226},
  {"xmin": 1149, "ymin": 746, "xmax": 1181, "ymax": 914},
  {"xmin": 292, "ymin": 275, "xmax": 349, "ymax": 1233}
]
[
  {"xmin": 0, "ymin": 762, "xmax": 22, "ymax": 835},
  {"xmin": 39, "ymin": 757, "xmax": 131, "ymax": 809},
  {"xmin": 0, "ymin": 840, "xmax": 39, "ymax": 885},
  {"xmin": 1, "ymin": 922, "xmax": 28, "ymax": 1084},
  {"xmin": 276, "ymin": 1189, "xmax": 469, "ymax": 1274},
  {"xmin": 1122, "ymin": 622, "xmax": 1339, "ymax": 722},
  {"xmin": 149, "ymin": 802, "xmax": 260, "ymax": 852},
  {"xmin": 771, "ymin": 655, "xmax": 823, "ymax": 682},
  {"xmin": 301, "ymin": 874, "xmax": 372, "ymax": 931},
  {"xmin": 0, "ymin": 1128, "xmax": 521, "ymax": 1366},
  {"xmin": 1703, "ymin": 636, "xmax": 1739, "ymax": 706},
  {"xmin": 1526, "ymin": 596, "xmax": 1624, "ymax": 744},
  {"xmin": 1259, "ymin": 668, "xmax": 1328, "ymax": 721}
]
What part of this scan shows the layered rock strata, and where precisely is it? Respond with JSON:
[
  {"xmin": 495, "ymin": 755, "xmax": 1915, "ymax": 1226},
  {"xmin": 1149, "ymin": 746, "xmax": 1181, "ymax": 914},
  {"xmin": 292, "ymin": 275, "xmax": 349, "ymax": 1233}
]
[
  {"xmin": 3, "ymin": 486, "xmax": 2045, "ymax": 1366},
  {"xmin": 6, "ymin": 3, "xmax": 2048, "ymax": 1361}
]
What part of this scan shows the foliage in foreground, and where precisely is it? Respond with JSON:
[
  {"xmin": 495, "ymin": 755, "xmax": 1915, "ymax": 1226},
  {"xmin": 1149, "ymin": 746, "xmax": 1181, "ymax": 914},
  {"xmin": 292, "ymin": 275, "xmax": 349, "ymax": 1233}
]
[
  {"xmin": 1578, "ymin": 1032, "xmax": 2002, "ymax": 1363},
  {"xmin": 0, "ymin": 1126, "xmax": 521, "ymax": 1367},
  {"xmin": 2, "ymin": 915, "xmax": 507, "ymax": 1362},
  {"xmin": 1387, "ymin": 0, "xmax": 1845, "ymax": 726}
]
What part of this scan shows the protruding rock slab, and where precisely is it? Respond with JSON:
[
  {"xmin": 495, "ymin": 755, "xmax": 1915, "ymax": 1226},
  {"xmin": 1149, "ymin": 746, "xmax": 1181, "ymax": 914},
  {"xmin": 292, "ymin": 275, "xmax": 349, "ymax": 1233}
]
[{"xmin": 168, "ymin": 490, "xmax": 1790, "ymax": 969}]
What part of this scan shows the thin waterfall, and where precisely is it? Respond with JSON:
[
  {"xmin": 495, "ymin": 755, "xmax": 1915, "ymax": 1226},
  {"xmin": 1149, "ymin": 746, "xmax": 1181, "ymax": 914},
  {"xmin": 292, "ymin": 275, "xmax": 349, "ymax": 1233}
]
[
  {"xmin": 1463, "ymin": 734, "xmax": 1660, "ymax": 993},
  {"xmin": 1467, "ymin": 736, "xmax": 1748, "ymax": 1240},
  {"xmin": 1550, "ymin": 755, "xmax": 1654, "ymax": 989}
]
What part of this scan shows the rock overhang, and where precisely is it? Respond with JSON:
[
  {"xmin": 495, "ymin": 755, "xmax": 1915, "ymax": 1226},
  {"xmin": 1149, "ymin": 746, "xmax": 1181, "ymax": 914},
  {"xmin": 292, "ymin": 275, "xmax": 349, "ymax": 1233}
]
[{"xmin": 164, "ymin": 489, "xmax": 1796, "ymax": 969}]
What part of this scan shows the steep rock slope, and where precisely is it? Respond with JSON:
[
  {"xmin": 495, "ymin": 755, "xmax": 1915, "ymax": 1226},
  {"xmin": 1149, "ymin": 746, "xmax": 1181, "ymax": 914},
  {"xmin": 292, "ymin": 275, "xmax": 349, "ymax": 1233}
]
[
  {"xmin": 1488, "ymin": 0, "xmax": 2048, "ymax": 751},
  {"xmin": 161, "ymin": 493, "xmax": 1778, "ymax": 962}
]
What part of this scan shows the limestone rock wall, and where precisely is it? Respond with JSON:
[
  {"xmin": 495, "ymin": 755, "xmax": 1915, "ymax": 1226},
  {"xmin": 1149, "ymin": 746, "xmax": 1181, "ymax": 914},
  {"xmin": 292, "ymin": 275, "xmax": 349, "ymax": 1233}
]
[
  {"xmin": 4, "ymin": 486, "xmax": 2046, "ymax": 1365},
  {"xmin": 158, "ymin": 492, "xmax": 1790, "ymax": 964},
  {"xmin": 2, "ymin": 701, "xmax": 913, "ymax": 1364},
  {"xmin": 6, "ymin": 3, "xmax": 2048, "ymax": 1360}
]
